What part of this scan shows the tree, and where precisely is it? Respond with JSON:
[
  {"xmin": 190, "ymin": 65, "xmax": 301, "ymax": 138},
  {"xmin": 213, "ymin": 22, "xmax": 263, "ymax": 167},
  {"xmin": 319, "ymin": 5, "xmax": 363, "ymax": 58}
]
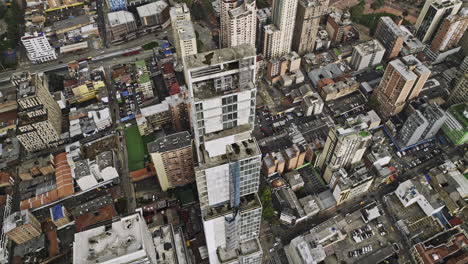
[{"xmin": 402, "ymin": 10, "xmax": 409, "ymax": 18}]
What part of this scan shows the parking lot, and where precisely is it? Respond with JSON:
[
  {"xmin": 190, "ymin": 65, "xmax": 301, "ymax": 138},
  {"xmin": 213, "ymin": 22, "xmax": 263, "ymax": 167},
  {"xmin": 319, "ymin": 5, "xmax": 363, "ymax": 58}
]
[
  {"xmin": 396, "ymin": 141, "xmax": 442, "ymax": 170},
  {"xmin": 334, "ymin": 205, "xmax": 401, "ymax": 264}
]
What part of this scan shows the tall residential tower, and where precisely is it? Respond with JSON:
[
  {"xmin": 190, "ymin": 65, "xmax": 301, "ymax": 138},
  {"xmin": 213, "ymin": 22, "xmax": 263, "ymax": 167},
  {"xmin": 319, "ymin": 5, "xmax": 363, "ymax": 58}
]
[
  {"xmin": 184, "ymin": 44, "xmax": 263, "ymax": 264},
  {"xmin": 12, "ymin": 72, "xmax": 62, "ymax": 152},
  {"xmin": 220, "ymin": 0, "xmax": 257, "ymax": 48},
  {"xmin": 415, "ymin": 0, "xmax": 462, "ymax": 43},
  {"xmin": 292, "ymin": 0, "xmax": 329, "ymax": 55},
  {"xmin": 372, "ymin": 55, "xmax": 431, "ymax": 119},
  {"xmin": 263, "ymin": 0, "xmax": 299, "ymax": 59}
]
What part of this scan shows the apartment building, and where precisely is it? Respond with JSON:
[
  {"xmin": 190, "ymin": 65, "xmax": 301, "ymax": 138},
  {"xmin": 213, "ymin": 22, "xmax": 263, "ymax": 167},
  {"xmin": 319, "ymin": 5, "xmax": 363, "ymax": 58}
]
[
  {"xmin": 317, "ymin": 122, "xmax": 372, "ymax": 178},
  {"xmin": 220, "ymin": 0, "xmax": 257, "ymax": 48},
  {"xmin": 184, "ymin": 44, "xmax": 263, "ymax": 264},
  {"xmin": 350, "ymin": 39, "xmax": 385, "ymax": 71},
  {"xmin": 13, "ymin": 72, "xmax": 62, "ymax": 152},
  {"xmin": 415, "ymin": 0, "xmax": 462, "ymax": 43},
  {"xmin": 170, "ymin": 3, "xmax": 197, "ymax": 61},
  {"xmin": 374, "ymin": 16, "xmax": 405, "ymax": 60},
  {"xmin": 292, "ymin": 0, "xmax": 329, "ymax": 55},
  {"xmin": 148, "ymin": 131, "xmax": 195, "ymax": 191},
  {"xmin": 263, "ymin": 0, "xmax": 299, "ymax": 59},
  {"xmin": 372, "ymin": 55, "xmax": 431, "ymax": 119}
]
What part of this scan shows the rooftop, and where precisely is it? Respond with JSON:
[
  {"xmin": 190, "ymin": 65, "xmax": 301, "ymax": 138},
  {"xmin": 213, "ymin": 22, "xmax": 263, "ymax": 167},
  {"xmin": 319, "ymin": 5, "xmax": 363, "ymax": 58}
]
[
  {"xmin": 200, "ymin": 136, "xmax": 260, "ymax": 168},
  {"xmin": 184, "ymin": 43, "xmax": 256, "ymax": 69},
  {"xmin": 204, "ymin": 193, "xmax": 261, "ymax": 220},
  {"xmin": 354, "ymin": 40, "xmax": 385, "ymax": 55},
  {"xmin": 379, "ymin": 16, "xmax": 405, "ymax": 36},
  {"xmin": 147, "ymin": 131, "xmax": 192, "ymax": 153},
  {"xmin": 137, "ymin": 1, "xmax": 168, "ymax": 17},
  {"xmin": 73, "ymin": 213, "xmax": 155, "ymax": 264},
  {"xmin": 176, "ymin": 20, "xmax": 196, "ymax": 40},
  {"xmin": 449, "ymin": 103, "xmax": 468, "ymax": 127},
  {"xmin": 390, "ymin": 55, "xmax": 430, "ymax": 81},
  {"xmin": 108, "ymin": 11, "xmax": 135, "ymax": 27},
  {"xmin": 52, "ymin": 15, "xmax": 92, "ymax": 32},
  {"xmin": 218, "ymin": 238, "xmax": 261, "ymax": 263}
]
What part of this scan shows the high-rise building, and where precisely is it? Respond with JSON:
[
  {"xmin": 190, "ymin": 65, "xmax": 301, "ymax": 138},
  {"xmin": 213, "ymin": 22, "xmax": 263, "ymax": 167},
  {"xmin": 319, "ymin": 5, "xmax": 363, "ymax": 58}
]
[
  {"xmin": 317, "ymin": 122, "xmax": 372, "ymax": 181},
  {"xmin": 415, "ymin": 0, "xmax": 462, "ymax": 43},
  {"xmin": 350, "ymin": 39, "xmax": 385, "ymax": 71},
  {"xmin": 21, "ymin": 32, "xmax": 57, "ymax": 64},
  {"xmin": 256, "ymin": 8, "xmax": 272, "ymax": 53},
  {"xmin": 325, "ymin": 11, "xmax": 355, "ymax": 44},
  {"xmin": 442, "ymin": 103, "xmax": 468, "ymax": 145},
  {"xmin": 220, "ymin": 0, "xmax": 257, "ymax": 48},
  {"xmin": 73, "ymin": 212, "xmax": 157, "ymax": 264},
  {"xmin": 448, "ymin": 73, "xmax": 468, "ymax": 105},
  {"xmin": 13, "ymin": 72, "xmax": 62, "ymax": 152},
  {"xmin": 372, "ymin": 55, "xmax": 431, "ymax": 119},
  {"xmin": 148, "ymin": 131, "xmax": 195, "ymax": 191},
  {"xmin": 3, "ymin": 210, "xmax": 42, "ymax": 245},
  {"xmin": 107, "ymin": 0, "xmax": 126, "ymax": 12},
  {"xmin": 398, "ymin": 103, "xmax": 446, "ymax": 147},
  {"xmin": 263, "ymin": 0, "xmax": 299, "ymax": 59},
  {"xmin": 184, "ymin": 44, "xmax": 263, "ymax": 264},
  {"xmin": 170, "ymin": 3, "xmax": 197, "ymax": 61},
  {"xmin": 374, "ymin": 16, "xmax": 406, "ymax": 60},
  {"xmin": 430, "ymin": 9, "xmax": 468, "ymax": 53},
  {"xmin": 292, "ymin": 0, "xmax": 329, "ymax": 55}
]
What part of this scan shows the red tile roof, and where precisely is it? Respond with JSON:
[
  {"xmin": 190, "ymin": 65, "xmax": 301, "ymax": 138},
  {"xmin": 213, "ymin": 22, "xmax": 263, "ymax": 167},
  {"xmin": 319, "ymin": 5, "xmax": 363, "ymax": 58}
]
[{"xmin": 20, "ymin": 153, "xmax": 74, "ymax": 210}]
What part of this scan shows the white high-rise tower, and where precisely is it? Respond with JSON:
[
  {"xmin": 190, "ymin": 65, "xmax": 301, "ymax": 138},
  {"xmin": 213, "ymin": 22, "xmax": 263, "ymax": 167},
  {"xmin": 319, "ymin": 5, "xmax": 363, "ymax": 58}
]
[
  {"xmin": 263, "ymin": 0, "xmax": 299, "ymax": 59},
  {"xmin": 184, "ymin": 44, "xmax": 263, "ymax": 264},
  {"xmin": 220, "ymin": 0, "xmax": 257, "ymax": 48}
]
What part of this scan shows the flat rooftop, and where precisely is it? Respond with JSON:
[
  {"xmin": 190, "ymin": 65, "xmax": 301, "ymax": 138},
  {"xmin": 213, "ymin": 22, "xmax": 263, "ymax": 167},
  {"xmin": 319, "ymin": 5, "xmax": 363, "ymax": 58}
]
[
  {"xmin": 218, "ymin": 238, "xmax": 261, "ymax": 262},
  {"xmin": 204, "ymin": 193, "xmax": 261, "ymax": 220},
  {"xmin": 184, "ymin": 43, "xmax": 256, "ymax": 69},
  {"xmin": 201, "ymin": 136, "xmax": 260, "ymax": 168},
  {"xmin": 73, "ymin": 213, "xmax": 153, "ymax": 264},
  {"xmin": 148, "ymin": 131, "xmax": 191, "ymax": 153}
]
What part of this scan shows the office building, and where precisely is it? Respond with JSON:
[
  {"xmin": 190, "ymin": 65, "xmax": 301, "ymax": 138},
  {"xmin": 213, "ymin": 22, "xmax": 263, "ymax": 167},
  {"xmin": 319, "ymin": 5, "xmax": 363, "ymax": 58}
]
[
  {"xmin": 184, "ymin": 44, "xmax": 263, "ymax": 264},
  {"xmin": 442, "ymin": 103, "xmax": 468, "ymax": 145},
  {"xmin": 220, "ymin": 0, "xmax": 257, "ymax": 48},
  {"xmin": 148, "ymin": 131, "xmax": 195, "ymax": 191},
  {"xmin": 430, "ymin": 9, "xmax": 468, "ymax": 53},
  {"xmin": 292, "ymin": 0, "xmax": 329, "ymax": 55},
  {"xmin": 374, "ymin": 17, "xmax": 405, "ymax": 60},
  {"xmin": 136, "ymin": 1, "xmax": 170, "ymax": 27},
  {"xmin": 170, "ymin": 3, "xmax": 197, "ymax": 61},
  {"xmin": 372, "ymin": 55, "xmax": 431, "ymax": 119},
  {"xmin": 13, "ymin": 72, "xmax": 62, "ymax": 152},
  {"xmin": 317, "ymin": 122, "xmax": 372, "ymax": 176},
  {"xmin": 263, "ymin": 0, "xmax": 299, "ymax": 59},
  {"xmin": 73, "ymin": 212, "xmax": 157, "ymax": 264},
  {"xmin": 415, "ymin": 0, "xmax": 462, "ymax": 43},
  {"xmin": 107, "ymin": 0, "xmax": 126, "ymax": 12},
  {"xmin": 448, "ymin": 73, "xmax": 468, "ymax": 105},
  {"xmin": 256, "ymin": 8, "xmax": 271, "ymax": 53},
  {"xmin": 21, "ymin": 32, "xmax": 57, "ymax": 64},
  {"xmin": 350, "ymin": 39, "xmax": 385, "ymax": 71},
  {"xmin": 107, "ymin": 11, "xmax": 137, "ymax": 42},
  {"xmin": 3, "ymin": 210, "xmax": 41, "ymax": 245},
  {"xmin": 395, "ymin": 177, "xmax": 445, "ymax": 216}
]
